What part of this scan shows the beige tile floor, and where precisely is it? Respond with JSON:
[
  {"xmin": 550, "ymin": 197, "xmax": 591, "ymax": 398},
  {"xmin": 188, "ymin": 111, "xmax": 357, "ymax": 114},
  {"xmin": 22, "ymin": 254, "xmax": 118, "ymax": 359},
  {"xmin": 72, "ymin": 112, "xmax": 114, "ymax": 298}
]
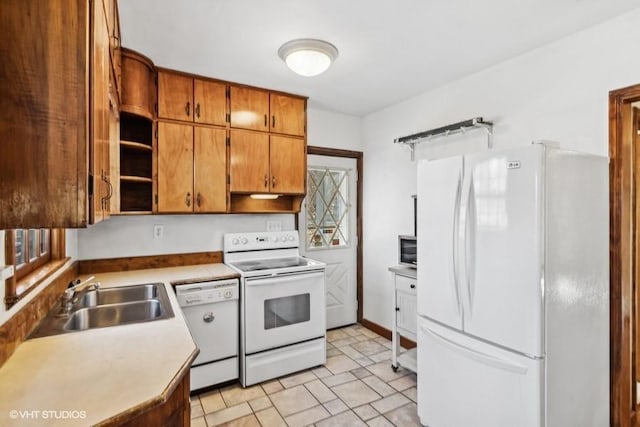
[{"xmin": 191, "ymin": 324, "xmax": 419, "ymax": 427}]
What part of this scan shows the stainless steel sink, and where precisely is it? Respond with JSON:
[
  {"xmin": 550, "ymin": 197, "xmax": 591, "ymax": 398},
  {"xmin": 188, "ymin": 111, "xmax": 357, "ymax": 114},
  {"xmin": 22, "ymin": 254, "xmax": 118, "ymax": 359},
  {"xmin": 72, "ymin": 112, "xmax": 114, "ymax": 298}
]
[
  {"xmin": 65, "ymin": 300, "xmax": 166, "ymax": 331},
  {"xmin": 78, "ymin": 283, "xmax": 160, "ymax": 307},
  {"xmin": 28, "ymin": 282, "xmax": 174, "ymax": 338}
]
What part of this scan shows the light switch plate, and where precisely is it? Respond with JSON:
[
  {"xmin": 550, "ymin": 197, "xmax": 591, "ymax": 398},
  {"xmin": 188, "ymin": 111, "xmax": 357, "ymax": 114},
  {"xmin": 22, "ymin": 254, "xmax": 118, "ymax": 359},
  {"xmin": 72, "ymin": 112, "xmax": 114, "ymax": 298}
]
[{"xmin": 267, "ymin": 221, "xmax": 282, "ymax": 232}]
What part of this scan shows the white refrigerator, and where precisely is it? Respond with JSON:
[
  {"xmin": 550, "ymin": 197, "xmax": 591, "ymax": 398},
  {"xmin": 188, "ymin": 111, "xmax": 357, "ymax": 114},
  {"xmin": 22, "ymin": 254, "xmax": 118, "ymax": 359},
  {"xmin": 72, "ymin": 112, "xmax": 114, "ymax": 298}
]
[{"xmin": 416, "ymin": 143, "xmax": 608, "ymax": 427}]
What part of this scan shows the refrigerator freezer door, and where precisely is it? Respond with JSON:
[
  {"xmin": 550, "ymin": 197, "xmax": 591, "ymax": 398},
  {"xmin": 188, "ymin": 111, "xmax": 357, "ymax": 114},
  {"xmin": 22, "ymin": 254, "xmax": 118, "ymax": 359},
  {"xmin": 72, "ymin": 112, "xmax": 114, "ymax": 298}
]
[
  {"xmin": 461, "ymin": 145, "xmax": 544, "ymax": 357},
  {"xmin": 417, "ymin": 317, "xmax": 543, "ymax": 427},
  {"xmin": 417, "ymin": 156, "xmax": 463, "ymax": 330}
]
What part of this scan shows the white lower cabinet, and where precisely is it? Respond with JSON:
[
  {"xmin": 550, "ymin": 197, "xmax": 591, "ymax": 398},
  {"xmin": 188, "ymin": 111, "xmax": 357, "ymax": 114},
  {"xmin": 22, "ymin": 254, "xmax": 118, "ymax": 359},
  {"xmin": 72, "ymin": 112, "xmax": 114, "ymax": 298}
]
[{"xmin": 390, "ymin": 267, "xmax": 417, "ymax": 373}]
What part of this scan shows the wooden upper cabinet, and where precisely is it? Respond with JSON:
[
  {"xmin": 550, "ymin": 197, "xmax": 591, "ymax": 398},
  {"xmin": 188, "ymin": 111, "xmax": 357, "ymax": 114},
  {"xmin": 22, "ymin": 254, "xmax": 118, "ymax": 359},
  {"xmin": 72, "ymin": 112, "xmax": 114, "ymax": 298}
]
[
  {"xmin": 229, "ymin": 130, "xmax": 270, "ymax": 193},
  {"xmin": 158, "ymin": 71, "xmax": 194, "ymax": 121},
  {"xmin": 194, "ymin": 127, "xmax": 227, "ymax": 212},
  {"xmin": 270, "ymin": 94, "xmax": 306, "ymax": 137},
  {"xmin": 230, "ymin": 86, "xmax": 269, "ymax": 132},
  {"xmin": 194, "ymin": 79, "xmax": 226, "ymax": 126},
  {"xmin": 157, "ymin": 122, "xmax": 194, "ymax": 213},
  {"xmin": 120, "ymin": 49, "xmax": 155, "ymax": 120},
  {"xmin": 269, "ymin": 136, "xmax": 306, "ymax": 194},
  {"xmin": 90, "ymin": 0, "xmax": 112, "ymax": 225},
  {"xmin": 158, "ymin": 70, "xmax": 228, "ymax": 126}
]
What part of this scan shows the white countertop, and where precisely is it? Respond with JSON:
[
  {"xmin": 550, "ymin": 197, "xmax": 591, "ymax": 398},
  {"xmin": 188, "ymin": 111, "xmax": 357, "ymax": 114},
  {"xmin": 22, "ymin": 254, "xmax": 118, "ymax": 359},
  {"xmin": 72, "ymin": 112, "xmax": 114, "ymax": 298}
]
[{"xmin": 0, "ymin": 263, "xmax": 239, "ymax": 427}]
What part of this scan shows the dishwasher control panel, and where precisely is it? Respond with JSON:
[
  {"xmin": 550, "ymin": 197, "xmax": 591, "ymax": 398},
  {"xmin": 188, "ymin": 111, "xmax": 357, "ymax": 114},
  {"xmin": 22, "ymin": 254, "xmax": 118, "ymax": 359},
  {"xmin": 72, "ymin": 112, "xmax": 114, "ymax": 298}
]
[{"xmin": 174, "ymin": 278, "xmax": 239, "ymax": 307}]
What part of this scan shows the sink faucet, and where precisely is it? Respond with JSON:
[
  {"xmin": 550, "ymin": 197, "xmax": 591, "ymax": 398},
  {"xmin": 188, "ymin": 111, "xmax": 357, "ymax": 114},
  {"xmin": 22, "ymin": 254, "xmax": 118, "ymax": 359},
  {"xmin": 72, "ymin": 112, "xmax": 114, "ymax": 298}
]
[{"xmin": 56, "ymin": 276, "xmax": 100, "ymax": 318}]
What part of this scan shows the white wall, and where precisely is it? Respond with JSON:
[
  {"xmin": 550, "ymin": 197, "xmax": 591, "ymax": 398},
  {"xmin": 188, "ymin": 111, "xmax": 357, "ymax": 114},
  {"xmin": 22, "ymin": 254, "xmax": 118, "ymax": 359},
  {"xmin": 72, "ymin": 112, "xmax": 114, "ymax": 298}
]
[
  {"xmin": 308, "ymin": 107, "xmax": 363, "ymax": 151},
  {"xmin": 361, "ymin": 8, "xmax": 640, "ymax": 329},
  {"xmin": 77, "ymin": 214, "xmax": 294, "ymax": 259}
]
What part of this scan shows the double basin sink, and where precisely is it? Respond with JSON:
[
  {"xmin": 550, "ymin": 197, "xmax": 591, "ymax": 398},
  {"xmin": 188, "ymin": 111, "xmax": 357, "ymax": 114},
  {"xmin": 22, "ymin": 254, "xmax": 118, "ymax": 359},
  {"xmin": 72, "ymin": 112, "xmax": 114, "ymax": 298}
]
[{"xmin": 29, "ymin": 283, "xmax": 175, "ymax": 338}]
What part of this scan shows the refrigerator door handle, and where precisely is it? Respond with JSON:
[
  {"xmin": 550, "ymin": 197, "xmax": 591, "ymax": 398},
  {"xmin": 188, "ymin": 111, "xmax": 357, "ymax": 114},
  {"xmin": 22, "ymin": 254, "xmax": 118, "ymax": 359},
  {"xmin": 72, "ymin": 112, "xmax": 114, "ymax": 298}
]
[
  {"xmin": 465, "ymin": 178, "xmax": 477, "ymax": 313},
  {"xmin": 421, "ymin": 324, "xmax": 528, "ymax": 375},
  {"xmin": 452, "ymin": 170, "xmax": 463, "ymax": 315}
]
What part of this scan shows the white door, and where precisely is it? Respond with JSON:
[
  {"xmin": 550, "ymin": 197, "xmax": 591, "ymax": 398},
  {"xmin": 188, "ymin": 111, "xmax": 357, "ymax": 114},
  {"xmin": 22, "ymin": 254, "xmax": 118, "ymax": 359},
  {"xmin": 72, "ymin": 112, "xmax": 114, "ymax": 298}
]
[
  {"xmin": 417, "ymin": 156, "xmax": 464, "ymax": 330},
  {"xmin": 417, "ymin": 317, "xmax": 542, "ymax": 427},
  {"xmin": 300, "ymin": 154, "xmax": 357, "ymax": 329},
  {"xmin": 462, "ymin": 145, "xmax": 544, "ymax": 357}
]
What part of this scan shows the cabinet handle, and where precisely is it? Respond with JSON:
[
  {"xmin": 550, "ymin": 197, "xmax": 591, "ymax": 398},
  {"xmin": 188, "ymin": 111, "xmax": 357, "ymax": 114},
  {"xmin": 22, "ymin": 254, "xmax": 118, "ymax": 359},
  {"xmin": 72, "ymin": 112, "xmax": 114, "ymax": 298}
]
[
  {"xmin": 264, "ymin": 114, "xmax": 267, "ymax": 127},
  {"xmin": 195, "ymin": 103, "xmax": 201, "ymax": 118},
  {"xmin": 186, "ymin": 192, "xmax": 192, "ymax": 207},
  {"xmin": 410, "ymin": 284, "xmax": 416, "ymax": 289},
  {"xmin": 272, "ymin": 176, "xmax": 276, "ymax": 188},
  {"xmin": 196, "ymin": 192, "xmax": 202, "ymax": 207},
  {"xmin": 272, "ymin": 115, "xmax": 275, "ymax": 128},
  {"xmin": 264, "ymin": 175, "xmax": 268, "ymax": 188},
  {"xmin": 185, "ymin": 102, "xmax": 190, "ymax": 117},
  {"xmin": 101, "ymin": 174, "xmax": 113, "ymax": 210},
  {"xmin": 395, "ymin": 307, "xmax": 400, "ymax": 312}
]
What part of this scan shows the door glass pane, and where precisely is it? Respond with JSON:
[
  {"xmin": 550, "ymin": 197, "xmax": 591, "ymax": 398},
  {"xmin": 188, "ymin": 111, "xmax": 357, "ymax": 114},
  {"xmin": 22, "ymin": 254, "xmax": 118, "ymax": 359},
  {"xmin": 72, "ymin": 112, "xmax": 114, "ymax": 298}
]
[
  {"xmin": 264, "ymin": 294, "xmax": 310, "ymax": 329},
  {"xmin": 14, "ymin": 230, "xmax": 25, "ymax": 267},
  {"xmin": 306, "ymin": 167, "xmax": 350, "ymax": 249},
  {"xmin": 28, "ymin": 229, "xmax": 38, "ymax": 262},
  {"xmin": 40, "ymin": 229, "xmax": 49, "ymax": 255}
]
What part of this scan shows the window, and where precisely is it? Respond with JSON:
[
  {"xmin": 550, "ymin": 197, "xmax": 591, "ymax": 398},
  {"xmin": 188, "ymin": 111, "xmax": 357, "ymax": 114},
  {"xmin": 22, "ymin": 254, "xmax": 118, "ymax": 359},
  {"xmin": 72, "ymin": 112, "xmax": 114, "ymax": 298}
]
[{"xmin": 4, "ymin": 229, "xmax": 66, "ymax": 308}]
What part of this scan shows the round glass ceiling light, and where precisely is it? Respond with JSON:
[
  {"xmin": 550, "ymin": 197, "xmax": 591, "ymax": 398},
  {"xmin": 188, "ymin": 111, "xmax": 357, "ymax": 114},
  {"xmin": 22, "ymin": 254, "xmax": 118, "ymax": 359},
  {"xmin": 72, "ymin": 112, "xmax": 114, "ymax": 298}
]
[{"xmin": 278, "ymin": 39, "xmax": 339, "ymax": 77}]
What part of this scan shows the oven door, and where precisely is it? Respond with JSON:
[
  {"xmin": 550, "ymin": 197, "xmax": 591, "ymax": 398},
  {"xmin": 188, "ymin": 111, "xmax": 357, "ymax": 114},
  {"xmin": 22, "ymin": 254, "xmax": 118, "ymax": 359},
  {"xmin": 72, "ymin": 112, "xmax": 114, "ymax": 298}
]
[{"xmin": 244, "ymin": 270, "xmax": 325, "ymax": 354}]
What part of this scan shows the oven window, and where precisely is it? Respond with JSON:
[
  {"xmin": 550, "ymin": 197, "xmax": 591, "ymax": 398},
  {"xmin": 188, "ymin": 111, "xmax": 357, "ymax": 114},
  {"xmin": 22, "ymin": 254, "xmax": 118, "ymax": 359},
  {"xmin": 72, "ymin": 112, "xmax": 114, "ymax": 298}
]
[{"xmin": 264, "ymin": 293, "xmax": 310, "ymax": 329}]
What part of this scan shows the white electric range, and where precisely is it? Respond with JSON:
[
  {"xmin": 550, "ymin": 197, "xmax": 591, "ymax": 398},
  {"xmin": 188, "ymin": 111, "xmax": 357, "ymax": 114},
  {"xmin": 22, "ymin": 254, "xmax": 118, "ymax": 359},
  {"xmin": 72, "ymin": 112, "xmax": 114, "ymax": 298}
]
[{"xmin": 224, "ymin": 231, "xmax": 326, "ymax": 387}]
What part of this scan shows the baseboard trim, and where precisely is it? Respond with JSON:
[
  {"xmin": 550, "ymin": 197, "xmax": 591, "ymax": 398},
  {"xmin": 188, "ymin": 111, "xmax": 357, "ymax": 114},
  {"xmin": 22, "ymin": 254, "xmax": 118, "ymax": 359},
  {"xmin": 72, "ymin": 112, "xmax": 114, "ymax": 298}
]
[{"xmin": 360, "ymin": 318, "xmax": 416, "ymax": 349}]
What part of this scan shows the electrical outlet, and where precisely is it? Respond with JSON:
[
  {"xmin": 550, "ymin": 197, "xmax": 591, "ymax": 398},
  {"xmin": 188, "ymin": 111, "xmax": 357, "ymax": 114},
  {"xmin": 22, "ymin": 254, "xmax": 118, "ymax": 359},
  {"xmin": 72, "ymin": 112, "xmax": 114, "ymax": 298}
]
[
  {"xmin": 267, "ymin": 221, "xmax": 282, "ymax": 232},
  {"xmin": 153, "ymin": 224, "xmax": 164, "ymax": 239}
]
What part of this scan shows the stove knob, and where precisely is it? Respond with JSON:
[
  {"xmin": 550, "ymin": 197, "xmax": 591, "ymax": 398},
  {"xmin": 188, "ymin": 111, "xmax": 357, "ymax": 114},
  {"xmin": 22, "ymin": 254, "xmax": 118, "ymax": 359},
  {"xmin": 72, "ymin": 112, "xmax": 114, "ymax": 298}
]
[
  {"xmin": 287, "ymin": 235, "xmax": 295, "ymax": 241},
  {"xmin": 232, "ymin": 238, "xmax": 239, "ymax": 245},
  {"xmin": 241, "ymin": 237, "xmax": 248, "ymax": 245},
  {"xmin": 224, "ymin": 290, "xmax": 232, "ymax": 298},
  {"xmin": 273, "ymin": 236, "xmax": 279, "ymax": 242}
]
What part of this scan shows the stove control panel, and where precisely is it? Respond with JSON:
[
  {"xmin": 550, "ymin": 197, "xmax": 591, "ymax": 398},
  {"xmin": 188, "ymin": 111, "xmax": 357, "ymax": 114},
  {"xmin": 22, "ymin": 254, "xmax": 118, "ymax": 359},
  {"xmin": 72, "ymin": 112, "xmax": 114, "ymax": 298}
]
[{"xmin": 224, "ymin": 231, "xmax": 299, "ymax": 252}]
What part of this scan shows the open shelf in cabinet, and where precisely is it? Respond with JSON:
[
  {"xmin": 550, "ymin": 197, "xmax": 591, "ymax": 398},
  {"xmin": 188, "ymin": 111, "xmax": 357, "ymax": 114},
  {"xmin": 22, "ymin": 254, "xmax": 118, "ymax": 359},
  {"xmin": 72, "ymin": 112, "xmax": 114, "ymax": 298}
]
[{"xmin": 120, "ymin": 112, "xmax": 153, "ymax": 213}]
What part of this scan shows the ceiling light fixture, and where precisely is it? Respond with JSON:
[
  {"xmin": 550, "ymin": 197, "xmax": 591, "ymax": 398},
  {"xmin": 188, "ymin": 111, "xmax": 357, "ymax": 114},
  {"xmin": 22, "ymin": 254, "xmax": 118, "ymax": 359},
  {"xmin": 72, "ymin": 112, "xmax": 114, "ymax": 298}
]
[
  {"xmin": 250, "ymin": 194, "xmax": 280, "ymax": 200},
  {"xmin": 278, "ymin": 39, "xmax": 338, "ymax": 77}
]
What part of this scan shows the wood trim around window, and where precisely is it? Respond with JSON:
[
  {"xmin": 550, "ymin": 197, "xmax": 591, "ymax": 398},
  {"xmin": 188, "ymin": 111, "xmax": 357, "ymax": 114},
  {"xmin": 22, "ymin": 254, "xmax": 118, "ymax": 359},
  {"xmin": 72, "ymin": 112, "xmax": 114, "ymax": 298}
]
[
  {"xmin": 4, "ymin": 229, "xmax": 67, "ymax": 309},
  {"xmin": 610, "ymin": 83, "xmax": 640, "ymax": 427},
  {"xmin": 306, "ymin": 146, "xmax": 364, "ymax": 322}
]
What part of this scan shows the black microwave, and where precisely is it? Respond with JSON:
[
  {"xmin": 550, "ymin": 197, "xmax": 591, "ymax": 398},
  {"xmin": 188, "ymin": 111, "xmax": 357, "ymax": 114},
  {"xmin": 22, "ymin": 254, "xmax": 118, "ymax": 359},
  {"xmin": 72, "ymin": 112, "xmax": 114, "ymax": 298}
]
[{"xmin": 399, "ymin": 235, "xmax": 417, "ymax": 268}]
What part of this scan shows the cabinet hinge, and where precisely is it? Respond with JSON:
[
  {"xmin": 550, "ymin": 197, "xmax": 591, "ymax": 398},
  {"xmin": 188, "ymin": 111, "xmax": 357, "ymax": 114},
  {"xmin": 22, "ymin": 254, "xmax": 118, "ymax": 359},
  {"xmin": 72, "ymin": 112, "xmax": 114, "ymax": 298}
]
[
  {"xmin": 226, "ymin": 113, "xmax": 230, "ymax": 123},
  {"xmin": 154, "ymin": 194, "xmax": 158, "ymax": 205},
  {"xmin": 226, "ymin": 136, "xmax": 230, "ymax": 146},
  {"xmin": 155, "ymin": 128, "xmax": 158, "ymax": 139},
  {"xmin": 226, "ymin": 87, "xmax": 230, "ymax": 98},
  {"xmin": 88, "ymin": 173, "xmax": 94, "ymax": 197},
  {"xmin": 227, "ymin": 175, "xmax": 230, "ymax": 185}
]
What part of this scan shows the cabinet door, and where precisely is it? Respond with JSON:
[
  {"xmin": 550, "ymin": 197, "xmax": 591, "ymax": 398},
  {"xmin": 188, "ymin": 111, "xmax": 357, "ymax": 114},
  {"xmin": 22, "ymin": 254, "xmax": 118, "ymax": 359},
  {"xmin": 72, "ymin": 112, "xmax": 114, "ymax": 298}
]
[
  {"xmin": 90, "ymin": 0, "xmax": 111, "ymax": 224},
  {"xmin": 194, "ymin": 79, "xmax": 227, "ymax": 126},
  {"xmin": 157, "ymin": 122, "xmax": 194, "ymax": 212},
  {"xmin": 229, "ymin": 130, "xmax": 269, "ymax": 193},
  {"xmin": 194, "ymin": 127, "xmax": 227, "ymax": 212},
  {"xmin": 270, "ymin": 94, "xmax": 305, "ymax": 136},
  {"xmin": 158, "ymin": 71, "xmax": 193, "ymax": 121},
  {"xmin": 396, "ymin": 290, "xmax": 417, "ymax": 337},
  {"xmin": 229, "ymin": 86, "xmax": 269, "ymax": 131},
  {"xmin": 269, "ymin": 135, "xmax": 305, "ymax": 194}
]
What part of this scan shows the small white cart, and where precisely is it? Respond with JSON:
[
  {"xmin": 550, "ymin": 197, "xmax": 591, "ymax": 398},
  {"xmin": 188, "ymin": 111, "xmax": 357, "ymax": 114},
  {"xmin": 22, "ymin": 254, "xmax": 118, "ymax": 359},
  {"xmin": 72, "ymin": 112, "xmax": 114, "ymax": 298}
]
[{"xmin": 389, "ymin": 266, "xmax": 417, "ymax": 373}]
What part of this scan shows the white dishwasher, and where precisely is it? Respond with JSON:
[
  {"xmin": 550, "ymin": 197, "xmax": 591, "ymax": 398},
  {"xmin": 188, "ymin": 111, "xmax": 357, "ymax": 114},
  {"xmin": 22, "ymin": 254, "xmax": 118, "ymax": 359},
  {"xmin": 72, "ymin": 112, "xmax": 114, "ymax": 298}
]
[{"xmin": 174, "ymin": 278, "xmax": 239, "ymax": 392}]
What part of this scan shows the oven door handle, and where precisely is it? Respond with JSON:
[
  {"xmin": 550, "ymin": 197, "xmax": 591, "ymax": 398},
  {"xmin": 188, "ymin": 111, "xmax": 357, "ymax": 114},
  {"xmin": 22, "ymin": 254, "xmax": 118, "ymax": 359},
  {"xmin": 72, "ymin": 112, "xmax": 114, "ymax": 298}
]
[{"xmin": 245, "ymin": 270, "xmax": 325, "ymax": 285}]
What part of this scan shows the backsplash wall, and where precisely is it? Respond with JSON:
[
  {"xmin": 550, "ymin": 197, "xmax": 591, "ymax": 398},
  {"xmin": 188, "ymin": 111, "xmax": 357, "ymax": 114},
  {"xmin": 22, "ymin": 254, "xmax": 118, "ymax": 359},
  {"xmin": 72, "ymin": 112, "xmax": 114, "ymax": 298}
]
[{"xmin": 76, "ymin": 214, "xmax": 295, "ymax": 260}]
